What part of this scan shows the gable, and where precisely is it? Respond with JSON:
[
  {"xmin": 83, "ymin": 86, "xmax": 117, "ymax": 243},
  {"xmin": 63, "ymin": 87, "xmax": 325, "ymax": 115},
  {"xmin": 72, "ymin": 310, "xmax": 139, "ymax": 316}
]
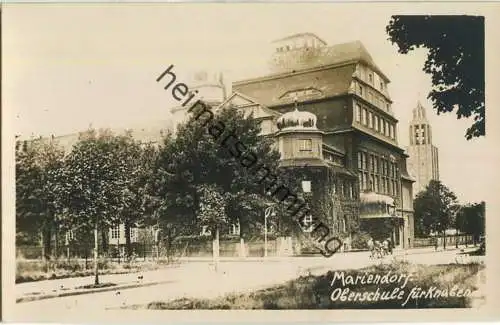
[{"xmin": 218, "ymin": 92, "xmax": 281, "ymax": 120}]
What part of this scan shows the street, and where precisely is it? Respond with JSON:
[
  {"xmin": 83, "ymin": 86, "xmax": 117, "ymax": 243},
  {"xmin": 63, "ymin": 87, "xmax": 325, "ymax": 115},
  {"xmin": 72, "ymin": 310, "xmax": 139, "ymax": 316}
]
[{"xmin": 12, "ymin": 247, "xmax": 481, "ymax": 321}]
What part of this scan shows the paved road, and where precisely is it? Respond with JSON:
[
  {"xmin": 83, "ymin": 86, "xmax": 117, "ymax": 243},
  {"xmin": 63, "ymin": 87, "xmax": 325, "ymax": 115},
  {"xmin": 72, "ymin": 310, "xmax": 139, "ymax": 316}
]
[{"xmin": 11, "ymin": 248, "xmax": 480, "ymax": 322}]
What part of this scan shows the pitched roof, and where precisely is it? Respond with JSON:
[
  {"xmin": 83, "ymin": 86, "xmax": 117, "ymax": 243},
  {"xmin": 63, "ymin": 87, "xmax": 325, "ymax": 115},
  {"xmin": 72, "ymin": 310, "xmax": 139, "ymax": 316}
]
[
  {"xmin": 233, "ymin": 63, "xmax": 356, "ymax": 107},
  {"xmin": 217, "ymin": 91, "xmax": 282, "ymax": 117},
  {"xmin": 24, "ymin": 119, "xmax": 174, "ymax": 153},
  {"xmin": 322, "ymin": 41, "xmax": 388, "ymax": 81}
]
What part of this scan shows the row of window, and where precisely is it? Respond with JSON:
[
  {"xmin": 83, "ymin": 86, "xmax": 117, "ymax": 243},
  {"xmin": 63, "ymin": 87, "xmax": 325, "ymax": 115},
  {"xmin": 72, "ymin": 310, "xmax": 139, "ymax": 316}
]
[
  {"xmin": 358, "ymin": 151, "xmax": 398, "ymax": 178},
  {"xmin": 356, "ymin": 83, "xmax": 390, "ymax": 113},
  {"xmin": 275, "ymin": 38, "xmax": 322, "ymax": 53},
  {"xmin": 332, "ymin": 180, "xmax": 357, "ymax": 199},
  {"xmin": 355, "ymin": 104, "xmax": 396, "ymax": 140},
  {"xmin": 356, "ymin": 65, "xmax": 388, "ymax": 102},
  {"xmin": 411, "ymin": 124, "xmax": 429, "ymax": 145},
  {"xmin": 282, "ymin": 88, "xmax": 321, "ymax": 100},
  {"xmin": 324, "ymin": 152, "xmax": 344, "ymax": 166},
  {"xmin": 359, "ymin": 172, "xmax": 399, "ymax": 196},
  {"xmin": 111, "ymin": 226, "xmax": 138, "ymax": 241}
]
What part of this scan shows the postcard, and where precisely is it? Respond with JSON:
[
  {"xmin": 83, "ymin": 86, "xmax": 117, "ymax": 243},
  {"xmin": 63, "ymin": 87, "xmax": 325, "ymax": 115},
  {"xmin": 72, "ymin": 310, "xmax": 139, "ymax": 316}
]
[{"xmin": 2, "ymin": 2, "xmax": 500, "ymax": 323}]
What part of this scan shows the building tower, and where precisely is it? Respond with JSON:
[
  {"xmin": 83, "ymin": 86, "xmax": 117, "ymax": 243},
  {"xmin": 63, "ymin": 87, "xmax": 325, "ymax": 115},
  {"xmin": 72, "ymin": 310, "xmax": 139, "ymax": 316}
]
[{"xmin": 407, "ymin": 101, "xmax": 439, "ymax": 197}]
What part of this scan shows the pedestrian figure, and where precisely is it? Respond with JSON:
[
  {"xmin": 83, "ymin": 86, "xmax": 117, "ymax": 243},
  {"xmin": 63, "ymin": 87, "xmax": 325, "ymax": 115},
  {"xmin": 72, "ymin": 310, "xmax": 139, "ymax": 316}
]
[
  {"xmin": 367, "ymin": 237, "xmax": 374, "ymax": 258},
  {"xmin": 386, "ymin": 237, "xmax": 393, "ymax": 254},
  {"xmin": 373, "ymin": 240, "xmax": 383, "ymax": 258}
]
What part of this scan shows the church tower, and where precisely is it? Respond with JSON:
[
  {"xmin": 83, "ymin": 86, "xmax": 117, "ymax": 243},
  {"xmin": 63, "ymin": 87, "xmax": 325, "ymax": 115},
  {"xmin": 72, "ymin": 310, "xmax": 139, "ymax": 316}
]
[{"xmin": 407, "ymin": 101, "xmax": 439, "ymax": 197}]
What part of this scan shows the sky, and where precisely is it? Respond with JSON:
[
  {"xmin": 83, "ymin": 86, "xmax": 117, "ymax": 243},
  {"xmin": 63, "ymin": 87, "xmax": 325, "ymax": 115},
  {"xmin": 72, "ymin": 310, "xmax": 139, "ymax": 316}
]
[{"xmin": 4, "ymin": 3, "xmax": 499, "ymax": 204}]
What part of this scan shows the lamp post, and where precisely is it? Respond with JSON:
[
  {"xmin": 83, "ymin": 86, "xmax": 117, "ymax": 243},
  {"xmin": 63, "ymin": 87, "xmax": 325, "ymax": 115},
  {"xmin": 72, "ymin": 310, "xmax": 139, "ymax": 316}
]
[
  {"xmin": 453, "ymin": 205, "xmax": 461, "ymax": 249},
  {"xmin": 264, "ymin": 205, "xmax": 276, "ymax": 258}
]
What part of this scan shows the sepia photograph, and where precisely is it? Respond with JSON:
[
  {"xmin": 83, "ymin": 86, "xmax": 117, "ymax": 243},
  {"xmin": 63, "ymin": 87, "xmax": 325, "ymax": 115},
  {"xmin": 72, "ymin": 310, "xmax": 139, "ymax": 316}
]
[{"xmin": 2, "ymin": 2, "xmax": 499, "ymax": 323}]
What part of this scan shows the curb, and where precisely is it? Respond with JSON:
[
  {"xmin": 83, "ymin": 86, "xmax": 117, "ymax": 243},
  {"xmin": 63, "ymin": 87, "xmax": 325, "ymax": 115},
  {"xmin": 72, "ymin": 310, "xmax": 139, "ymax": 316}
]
[{"xmin": 16, "ymin": 280, "xmax": 174, "ymax": 304}]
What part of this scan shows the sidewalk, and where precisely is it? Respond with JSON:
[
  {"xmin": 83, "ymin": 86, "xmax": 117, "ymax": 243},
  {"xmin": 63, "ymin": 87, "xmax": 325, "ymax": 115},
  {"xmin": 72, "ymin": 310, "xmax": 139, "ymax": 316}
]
[
  {"xmin": 17, "ymin": 246, "xmax": 478, "ymax": 303},
  {"xmin": 16, "ymin": 265, "xmax": 188, "ymax": 303}
]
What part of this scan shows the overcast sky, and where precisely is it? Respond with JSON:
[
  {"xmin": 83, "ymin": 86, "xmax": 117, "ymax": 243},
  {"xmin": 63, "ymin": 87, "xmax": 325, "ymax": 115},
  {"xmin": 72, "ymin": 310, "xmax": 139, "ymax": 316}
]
[{"xmin": 4, "ymin": 3, "xmax": 499, "ymax": 204}]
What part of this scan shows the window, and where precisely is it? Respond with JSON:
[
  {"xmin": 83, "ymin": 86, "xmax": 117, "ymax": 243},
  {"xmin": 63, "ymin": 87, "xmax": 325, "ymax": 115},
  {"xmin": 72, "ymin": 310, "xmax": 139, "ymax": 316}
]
[
  {"xmin": 131, "ymin": 228, "xmax": 138, "ymax": 242},
  {"xmin": 358, "ymin": 152, "xmax": 362, "ymax": 169},
  {"xmin": 355, "ymin": 104, "xmax": 361, "ymax": 122},
  {"xmin": 231, "ymin": 222, "xmax": 241, "ymax": 235},
  {"xmin": 386, "ymin": 103, "xmax": 390, "ymax": 111},
  {"xmin": 390, "ymin": 125, "xmax": 394, "ymax": 139},
  {"xmin": 303, "ymin": 214, "xmax": 313, "ymax": 230},
  {"xmin": 368, "ymin": 91, "xmax": 373, "ymax": 102},
  {"xmin": 299, "ymin": 139, "xmax": 312, "ymax": 151},
  {"xmin": 362, "ymin": 108, "xmax": 367, "ymax": 125},
  {"xmin": 375, "ymin": 176, "xmax": 380, "ymax": 192},
  {"xmin": 380, "ymin": 82, "xmax": 384, "ymax": 90},
  {"xmin": 374, "ymin": 115, "xmax": 379, "ymax": 132},
  {"xmin": 374, "ymin": 157, "xmax": 378, "ymax": 174},
  {"xmin": 358, "ymin": 85, "xmax": 363, "ymax": 96},
  {"xmin": 363, "ymin": 152, "xmax": 368, "ymax": 170},
  {"xmin": 368, "ymin": 111, "xmax": 373, "ymax": 128},
  {"xmin": 349, "ymin": 183, "xmax": 353, "ymax": 198},
  {"xmin": 369, "ymin": 73, "xmax": 373, "ymax": 84},
  {"xmin": 370, "ymin": 174, "xmax": 375, "ymax": 191},
  {"xmin": 66, "ymin": 230, "xmax": 74, "ymax": 243},
  {"xmin": 111, "ymin": 225, "xmax": 120, "ymax": 239}
]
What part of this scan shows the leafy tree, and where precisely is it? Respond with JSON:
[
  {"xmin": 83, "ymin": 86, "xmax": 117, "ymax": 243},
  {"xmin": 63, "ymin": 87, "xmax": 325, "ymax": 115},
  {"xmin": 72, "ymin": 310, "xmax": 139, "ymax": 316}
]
[
  {"xmin": 413, "ymin": 180, "xmax": 458, "ymax": 248},
  {"xmin": 387, "ymin": 15, "xmax": 485, "ymax": 139},
  {"xmin": 456, "ymin": 201, "xmax": 485, "ymax": 244},
  {"xmin": 197, "ymin": 184, "xmax": 228, "ymax": 269},
  {"xmin": 63, "ymin": 129, "xmax": 131, "ymax": 284},
  {"xmin": 114, "ymin": 132, "xmax": 159, "ymax": 259},
  {"xmin": 16, "ymin": 138, "xmax": 66, "ymax": 260},
  {"xmin": 153, "ymin": 104, "xmax": 280, "ymax": 243}
]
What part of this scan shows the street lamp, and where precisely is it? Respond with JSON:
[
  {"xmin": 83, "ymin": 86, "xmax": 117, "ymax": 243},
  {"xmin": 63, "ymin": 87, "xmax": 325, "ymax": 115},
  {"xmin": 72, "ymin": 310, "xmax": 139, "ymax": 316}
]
[{"xmin": 264, "ymin": 205, "xmax": 276, "ymax": 257}]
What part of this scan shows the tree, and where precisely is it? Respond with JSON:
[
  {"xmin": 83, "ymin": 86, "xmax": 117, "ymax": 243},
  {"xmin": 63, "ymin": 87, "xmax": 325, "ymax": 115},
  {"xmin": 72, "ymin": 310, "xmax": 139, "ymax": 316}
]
[
  {"xmin": 197, "ymin": 184, "xmax": 228, "ymax": 270},
  {"xmin": 456, "ymin": 201, "xmax": 485, "ymax": 245},
  {"xmin": 153, "ymin": 104, "xmax": 280, "ymax": 243},
  {"xmin": 114, "ymin": 132, "xmax": 158, "ymax": 259},
  {"xmin": 387, "ymin": 15, "xmax": 485, "ymax": 139},
  {"xmin": 16, "ymin": 138, "xmax": 66, "ymax": 260},
  {"xmin": 413, "ymin": 180, "xmax": 458, "ymax": 248},
  {"xmin": 63, "ymin": 129, "xmax": 131, "ymax": 284}
]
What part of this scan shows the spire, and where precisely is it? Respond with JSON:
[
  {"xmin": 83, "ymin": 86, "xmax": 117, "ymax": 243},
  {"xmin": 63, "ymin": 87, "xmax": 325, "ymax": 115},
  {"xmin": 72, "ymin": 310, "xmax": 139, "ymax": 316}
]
[
  {"xmin": 412, "ymin": 100, "xmax": 429, "ymax": 123},
  {"xmin": 410, "ymin": 100, "xmax": 432, "ymax": 146}
]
